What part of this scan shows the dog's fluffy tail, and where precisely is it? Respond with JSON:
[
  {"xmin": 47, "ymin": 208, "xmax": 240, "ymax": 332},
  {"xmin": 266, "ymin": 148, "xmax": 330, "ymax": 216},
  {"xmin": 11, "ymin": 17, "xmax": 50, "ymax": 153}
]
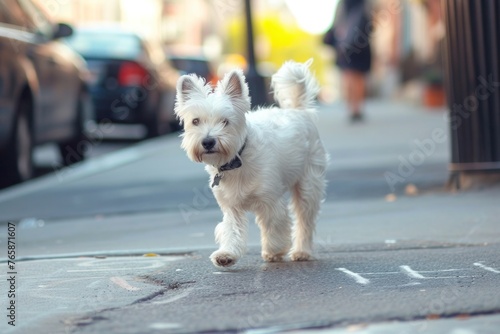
[{"xmin": 271, "ymin": 59, "xmax": 320, "ymax": 110}]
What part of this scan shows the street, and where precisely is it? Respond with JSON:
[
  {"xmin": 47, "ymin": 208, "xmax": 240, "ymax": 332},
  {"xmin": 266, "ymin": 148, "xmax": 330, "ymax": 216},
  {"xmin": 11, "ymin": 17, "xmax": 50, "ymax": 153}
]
[
  {"xmin": 32, "ymin": 124, "xmax": 147, "ymax": 180},
  {"xmin": 1, "ymin": 100, "xmax": 500, "ymax": 334},
  {"xmin": 9, "ymin": 244, "xmax": 500, "ymax": 334}
]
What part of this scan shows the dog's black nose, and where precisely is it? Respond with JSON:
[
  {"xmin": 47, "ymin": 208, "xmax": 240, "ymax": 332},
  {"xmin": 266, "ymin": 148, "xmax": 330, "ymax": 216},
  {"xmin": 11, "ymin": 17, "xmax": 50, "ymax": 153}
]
[{"xmin": 202, "ymin": 137, "xmax": 216, "ymax": 150}]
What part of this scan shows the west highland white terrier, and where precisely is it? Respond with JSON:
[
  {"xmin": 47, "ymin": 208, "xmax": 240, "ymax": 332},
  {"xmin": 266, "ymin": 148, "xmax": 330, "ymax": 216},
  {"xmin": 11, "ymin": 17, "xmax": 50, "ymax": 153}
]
[{"xmin": 175, "ymin": 59, "xmax": 328, "ymax": 268}]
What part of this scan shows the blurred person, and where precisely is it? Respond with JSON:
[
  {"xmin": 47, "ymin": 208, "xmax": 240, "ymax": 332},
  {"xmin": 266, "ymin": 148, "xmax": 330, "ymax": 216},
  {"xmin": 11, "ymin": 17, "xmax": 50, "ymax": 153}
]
[{"xmin": 324, "ymin": 0, "xmax": 372, "ymax": 122}]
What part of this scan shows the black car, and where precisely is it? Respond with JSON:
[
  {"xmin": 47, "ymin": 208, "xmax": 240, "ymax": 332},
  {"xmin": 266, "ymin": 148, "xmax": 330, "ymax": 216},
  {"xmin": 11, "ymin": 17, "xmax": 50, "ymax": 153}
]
[
  {"xmin": 0, "ymin": 0, "xmax": 93, "ymax": 188},
  {"xmin": 65, "ymin": 26, "xmax": 180, "ymax": 137},
  {"xmin": 169, "ymin": 55, "xmax": 217, "ymax": 86}
]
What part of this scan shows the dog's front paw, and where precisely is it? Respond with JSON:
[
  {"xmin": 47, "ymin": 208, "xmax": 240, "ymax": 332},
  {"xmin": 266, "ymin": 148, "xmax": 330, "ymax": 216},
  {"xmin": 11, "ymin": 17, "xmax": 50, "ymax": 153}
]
[
  {"xmin": 262, "ymin": 252, "xmax": 285, "ymax": 263},
  {"xmin": 290, "ymin": 251, "xmax": 312, "ymax": 261},
  {"xmin": 210, "ymin": 250, "xmax": 237, "ymax": 267}
]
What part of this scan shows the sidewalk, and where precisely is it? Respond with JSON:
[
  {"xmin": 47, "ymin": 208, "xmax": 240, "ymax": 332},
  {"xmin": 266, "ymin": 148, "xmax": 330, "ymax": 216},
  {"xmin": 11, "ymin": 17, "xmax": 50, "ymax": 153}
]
[
  {"xmin": 1, "ymin": 99, "xmax": 500, "ymax": 334},
  {"xmin": 0, "ymin": 99, "xmax": 450, "ymax": 221},
  {"xmin": 4, "ymin": 243, "xmax": 500, "ymax": 334}
]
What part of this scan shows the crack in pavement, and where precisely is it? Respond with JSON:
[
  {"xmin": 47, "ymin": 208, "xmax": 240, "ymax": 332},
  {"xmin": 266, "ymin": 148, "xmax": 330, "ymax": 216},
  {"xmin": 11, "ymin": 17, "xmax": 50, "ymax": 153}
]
[{"xmin": 130, "ymin": 281, "xmax": 196, "ymax": 305}]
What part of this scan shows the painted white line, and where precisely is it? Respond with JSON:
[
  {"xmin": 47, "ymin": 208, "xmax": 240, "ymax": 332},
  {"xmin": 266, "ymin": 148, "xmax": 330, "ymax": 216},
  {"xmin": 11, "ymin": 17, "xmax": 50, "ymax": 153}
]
[
  {"xmin": 419, "ymin": 269, "xmax": 463, "ymax": 273},
  {"xmin": 0, "ymin": 276, "xmax": 106, "ymax": 281},
  {"xmin": 67, "ymin": 267, "xmax": 156, "ymax": 273},
  {"xmin": 149, "ymin": 323, "xmax": 182, "ymax": 330},
  {"xmin": 362, "ymin": 271, "xmax": 400, "ymax": 275},
  {"xmin": 213, "ymin": 271, "xmax": 234, "ymax": 275},
  {"xmin": 68, "ymin": 259, "xmax": 166, "ymax": 272},
  {"xmin": 110, "ymin": 277, "xmax": 140, "ymax": 291},
  {"xmin": 152, "ymin": 288, "xmax": 192, "ymax": 305},
  {"xmin": 400, "ymin": 265, "xmax": 426, "ymax": 279},
  {"xmin": 336, "ymin": 268, "xmax": 370, "ymax": 285},
  {"xmin": 474, "ymin": 262, "xmax": 500, "ymax": 274}
]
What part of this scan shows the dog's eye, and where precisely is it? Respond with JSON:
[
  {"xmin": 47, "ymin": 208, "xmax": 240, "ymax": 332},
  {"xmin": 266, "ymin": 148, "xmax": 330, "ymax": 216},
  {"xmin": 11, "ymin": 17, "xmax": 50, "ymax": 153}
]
[
  {"xmin": 192, "ymin": 118, "xmax": 200, "ymax": 126},
  {"xmin": 222, "ymin": 119, "xmax": 229, "ymax": 127}
]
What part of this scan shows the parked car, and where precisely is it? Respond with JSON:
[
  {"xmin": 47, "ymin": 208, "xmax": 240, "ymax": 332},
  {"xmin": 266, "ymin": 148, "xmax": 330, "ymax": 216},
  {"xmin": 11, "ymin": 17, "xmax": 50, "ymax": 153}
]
[
  {"xmin": 64, "ymin": 26, "xmax": 180, "ymax": 137},
  {"xmin": 0, "ymin": 0, "xmax": 93, "ymax": 188},
  {"xmin": 169, "ymin": 55, "xmax": 217, "ymax": 86}
]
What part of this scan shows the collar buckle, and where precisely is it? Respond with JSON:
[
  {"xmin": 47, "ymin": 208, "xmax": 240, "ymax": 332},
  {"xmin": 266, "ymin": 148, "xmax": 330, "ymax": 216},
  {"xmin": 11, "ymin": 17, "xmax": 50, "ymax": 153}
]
[{"xmin": 211, "ymin": 138, "xmax": 247, "ymax": 188}]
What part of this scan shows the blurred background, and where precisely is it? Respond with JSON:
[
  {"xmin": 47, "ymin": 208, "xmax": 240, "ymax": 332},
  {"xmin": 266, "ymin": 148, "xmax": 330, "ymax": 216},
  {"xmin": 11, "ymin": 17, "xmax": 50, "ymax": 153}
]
[
  {"xmin": 2, "ymin": 0, "xmax": 478, "ymax": 190},
  {"xmin": 40, "ymin": 0, "xmax": 445, "ymax": 105}
]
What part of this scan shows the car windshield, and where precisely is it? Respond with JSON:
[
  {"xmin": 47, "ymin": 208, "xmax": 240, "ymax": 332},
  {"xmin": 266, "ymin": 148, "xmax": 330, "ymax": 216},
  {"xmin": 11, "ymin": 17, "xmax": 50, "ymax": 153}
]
[
  {"xmin": 170, "ymin": 58, "xmax": 210, "ymax": 77},
  {"xmin": 65, "ymin": 30, "xmax": 142, "ymax": 59}
]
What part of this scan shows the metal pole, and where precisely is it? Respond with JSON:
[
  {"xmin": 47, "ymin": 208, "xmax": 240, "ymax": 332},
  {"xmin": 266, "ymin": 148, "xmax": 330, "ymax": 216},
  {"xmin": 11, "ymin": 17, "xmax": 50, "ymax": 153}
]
[
  {"xmin": 244, "ymin": 0, "xmax": 257, "ymax": 70},
  {"xmin": 243, "ymin": 0, "xmax": 268, "ymax": 108}
]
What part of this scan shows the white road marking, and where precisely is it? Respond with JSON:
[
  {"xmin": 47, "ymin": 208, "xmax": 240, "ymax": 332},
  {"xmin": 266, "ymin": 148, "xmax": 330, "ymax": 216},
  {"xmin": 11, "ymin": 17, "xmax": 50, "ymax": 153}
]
[
  {"xmin": 149, "ymin": 323, "xmax": 182, "ymax": 330},
  {"xmin": 68, "ymin": 259, "xmax": 165, "ymax": 272},
  {"xmin": 362, "ymin": 271, "xmax": 400, "ymax": 275},
  {"xmin": 67, "ymin": 267, "xmax": 154, "ymax": 273},
  {"xmin": 152, "ymin": 288, "xmax": 193, "ymax": 305},
  {"xmin": 473, "ymin": 262, "xmax": 500, "ymax": 274},
  {"xmin": 419, "ymin": 269, "xmax": 462, "ymax": 273},
  {"xmin": 336, "ymin": 268, "xmax": 370, "ymax": 285},
  {"xmin": 400, "ymin": 265, "xmax": 426, "ymax": 279},
  {"xmin": 110, "ymin": 277, "xmax": 140, "ymax": 291}
]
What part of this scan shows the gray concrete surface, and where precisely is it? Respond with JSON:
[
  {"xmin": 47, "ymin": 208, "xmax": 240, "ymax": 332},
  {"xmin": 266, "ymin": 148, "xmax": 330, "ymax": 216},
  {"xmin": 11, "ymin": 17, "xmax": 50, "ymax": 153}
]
[
  {"xmin": 4, "ymin": 244, "xmax": 498, "ymax": 334},
  {"xmin": 300, "ymin": 314, "xmax": 500, "ymax": 334}
]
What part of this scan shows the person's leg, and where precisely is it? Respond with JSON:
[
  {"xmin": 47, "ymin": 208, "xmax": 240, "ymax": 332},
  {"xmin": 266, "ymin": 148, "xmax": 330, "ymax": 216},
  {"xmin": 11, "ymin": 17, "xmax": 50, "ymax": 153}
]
[
  {"xmin": 343, "ymin": 70, "xmax": 366, "ymax": 120},
  {"xmin": 342, "ymin": 70, "xmax": 356, "ymax": 115},
  {"xmin": 351, "ymin": 71, "xmax": 366, "ymax": 117}
]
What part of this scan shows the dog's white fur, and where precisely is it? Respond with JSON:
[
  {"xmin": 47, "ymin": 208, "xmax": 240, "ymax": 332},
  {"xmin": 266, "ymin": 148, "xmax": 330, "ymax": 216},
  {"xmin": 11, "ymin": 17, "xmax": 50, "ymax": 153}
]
[{"xmin": 175, "ymin": 60, "xmax": 328, "ymax": 267}]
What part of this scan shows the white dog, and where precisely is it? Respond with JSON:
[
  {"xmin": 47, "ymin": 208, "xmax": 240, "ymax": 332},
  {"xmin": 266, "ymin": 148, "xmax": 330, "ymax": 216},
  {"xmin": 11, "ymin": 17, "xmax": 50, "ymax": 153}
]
[{"xmin": 175, "ymin": 60, "xmax": 328, "ymax": 268}]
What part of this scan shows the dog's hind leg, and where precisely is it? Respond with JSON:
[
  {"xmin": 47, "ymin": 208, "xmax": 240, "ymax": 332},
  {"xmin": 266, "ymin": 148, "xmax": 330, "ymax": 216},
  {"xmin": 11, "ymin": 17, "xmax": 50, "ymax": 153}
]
[
  {"xmin": 290, "ymin": 146, "xmax": 327, "ymax": 261},
  {"xmin": 255, "ymin": 198, "xmax": 292, "ymax": 262}
]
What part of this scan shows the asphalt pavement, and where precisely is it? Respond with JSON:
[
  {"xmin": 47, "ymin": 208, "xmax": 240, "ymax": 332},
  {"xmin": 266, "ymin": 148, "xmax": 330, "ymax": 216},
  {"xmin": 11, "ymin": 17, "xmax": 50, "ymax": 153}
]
[{"xmin": 1, "ymin": 100, "xmax": 500, "ymax": 334}]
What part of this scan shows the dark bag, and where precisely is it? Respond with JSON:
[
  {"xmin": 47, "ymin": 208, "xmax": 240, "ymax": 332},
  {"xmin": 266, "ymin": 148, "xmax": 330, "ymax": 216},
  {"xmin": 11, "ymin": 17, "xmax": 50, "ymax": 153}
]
[
  {"xmin": 326, "ymin": 1, "xmax": 370, "ymax": 52},
  {"xmin": 322, "ymin": 26, "xmax": 336, "ymax": 47}
]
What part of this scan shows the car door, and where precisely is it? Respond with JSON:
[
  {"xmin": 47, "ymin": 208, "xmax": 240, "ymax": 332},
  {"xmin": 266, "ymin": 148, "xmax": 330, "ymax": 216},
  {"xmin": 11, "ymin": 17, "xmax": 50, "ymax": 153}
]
[
  {"xmin": 5, "ymin": 0, "xmax": 78, "ymax": 142},
  {"xmin": 0, "ymin": 1, "xmax": 35, "ymax": 148},
  {"xmin": 0, "ymin": 9, "xmax": 15, "ymax": 147}
]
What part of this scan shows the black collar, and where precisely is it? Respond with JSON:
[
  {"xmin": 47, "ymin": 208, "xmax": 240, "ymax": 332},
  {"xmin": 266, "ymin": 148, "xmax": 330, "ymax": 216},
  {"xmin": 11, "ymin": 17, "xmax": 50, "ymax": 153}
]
[{"xmin": 212, "ymin": 139, "xmax": 247, "ymax": 188}]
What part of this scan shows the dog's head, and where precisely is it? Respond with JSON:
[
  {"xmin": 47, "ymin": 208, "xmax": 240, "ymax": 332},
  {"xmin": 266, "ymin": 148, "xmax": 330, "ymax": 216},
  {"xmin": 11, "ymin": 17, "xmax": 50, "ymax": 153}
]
[{"xmin": 175, "ymin": 70, "xmax": 250, "ymax": 167}]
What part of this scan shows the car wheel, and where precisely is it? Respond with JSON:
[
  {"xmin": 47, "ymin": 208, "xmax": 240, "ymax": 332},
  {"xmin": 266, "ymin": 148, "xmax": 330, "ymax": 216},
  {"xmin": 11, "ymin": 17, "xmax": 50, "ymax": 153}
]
[
  {"xmin": 0, "ymin": 98, "xmax": 34, "ymax": 187},
  {"xmin": 58, "ymin": 91, "xmax": 88, "ymax": 166},
  {"xmin": 146, "ymin": 118, "xmax": 171, "ymax": 138},
  {"xmin": 170, "ymin": 119, "xmax": 183, "ymax": 132},
  {"xmin": 146, "ymin": 102, "xmax": 172, "ymax": 138}
]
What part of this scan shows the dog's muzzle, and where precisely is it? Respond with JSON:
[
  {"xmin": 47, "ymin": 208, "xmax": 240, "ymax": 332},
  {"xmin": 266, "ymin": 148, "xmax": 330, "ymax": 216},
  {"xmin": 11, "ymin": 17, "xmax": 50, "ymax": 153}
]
[{"xmin": 202, "ymin": 137, "xmax": 216, "ymax": 151}]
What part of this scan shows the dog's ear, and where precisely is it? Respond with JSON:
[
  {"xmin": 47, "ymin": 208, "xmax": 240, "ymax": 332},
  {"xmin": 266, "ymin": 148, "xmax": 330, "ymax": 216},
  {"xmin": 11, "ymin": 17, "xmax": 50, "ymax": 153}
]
[
  {"xmin": 175, "ymin": 74, "xmax": 210, "ymax": 119},
  {"xmin": 217, "ymin": 70, "xmax": 251, "ymax": 112},
  {"xmin": 176, "ymin": 75, "xmax": 206, "ymax": 104}
]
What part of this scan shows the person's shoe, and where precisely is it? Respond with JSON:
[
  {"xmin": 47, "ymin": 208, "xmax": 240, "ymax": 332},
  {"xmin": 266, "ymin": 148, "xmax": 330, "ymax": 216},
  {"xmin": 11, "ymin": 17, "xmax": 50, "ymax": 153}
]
[{"xmin": 350, "ymin": 113, "xmax": 364, "ymax": 123}]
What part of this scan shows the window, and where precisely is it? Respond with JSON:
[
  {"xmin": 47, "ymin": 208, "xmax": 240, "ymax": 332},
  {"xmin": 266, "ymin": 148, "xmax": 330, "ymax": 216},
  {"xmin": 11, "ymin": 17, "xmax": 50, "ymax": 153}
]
[
  {"xmin": 18, "ymin": 0, "xmax": 53, "ymax": 37},
  {"xmin": 65, "ymin": 31, "xmax": 143, "ymax": 59}
]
